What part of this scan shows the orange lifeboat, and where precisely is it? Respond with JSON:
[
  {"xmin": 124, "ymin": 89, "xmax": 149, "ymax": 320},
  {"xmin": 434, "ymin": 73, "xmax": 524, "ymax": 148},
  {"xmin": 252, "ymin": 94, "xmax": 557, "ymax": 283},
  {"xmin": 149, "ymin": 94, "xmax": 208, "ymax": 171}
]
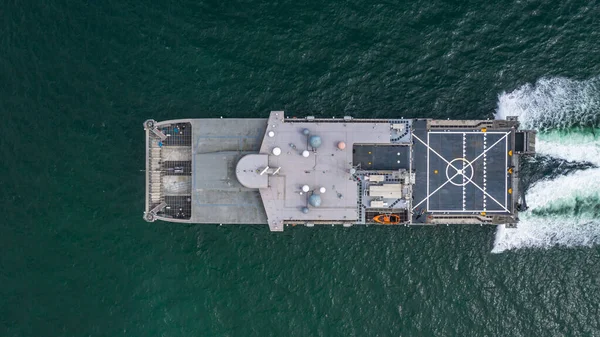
[{"xmin": 373, "ymin": 214, "xmax": 401, "ymax": 225}]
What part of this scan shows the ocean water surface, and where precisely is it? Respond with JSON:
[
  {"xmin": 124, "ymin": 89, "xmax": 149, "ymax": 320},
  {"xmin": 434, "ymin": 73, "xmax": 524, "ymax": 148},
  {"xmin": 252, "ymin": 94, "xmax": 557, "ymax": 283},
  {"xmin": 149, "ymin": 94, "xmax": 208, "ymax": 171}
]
[{"xmin": 2, "ymin": 0, "xmax": 600, "ymax": 336}]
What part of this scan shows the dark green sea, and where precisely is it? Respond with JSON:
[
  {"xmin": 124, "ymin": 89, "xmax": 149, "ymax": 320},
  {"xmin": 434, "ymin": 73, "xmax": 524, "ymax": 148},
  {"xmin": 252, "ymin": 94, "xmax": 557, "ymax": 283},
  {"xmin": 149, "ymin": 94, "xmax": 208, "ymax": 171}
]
[{"xmin": 2, "ymin": 1, "xmax": 600, "ymax": 336}]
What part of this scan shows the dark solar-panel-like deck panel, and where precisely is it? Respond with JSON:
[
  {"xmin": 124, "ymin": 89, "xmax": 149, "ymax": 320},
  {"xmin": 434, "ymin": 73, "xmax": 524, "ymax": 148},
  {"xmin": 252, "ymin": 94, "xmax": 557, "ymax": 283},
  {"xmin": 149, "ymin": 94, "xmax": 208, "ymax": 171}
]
[{"xmin": 353, "ymin": 144, "xmax": 410, "ymax": 170}]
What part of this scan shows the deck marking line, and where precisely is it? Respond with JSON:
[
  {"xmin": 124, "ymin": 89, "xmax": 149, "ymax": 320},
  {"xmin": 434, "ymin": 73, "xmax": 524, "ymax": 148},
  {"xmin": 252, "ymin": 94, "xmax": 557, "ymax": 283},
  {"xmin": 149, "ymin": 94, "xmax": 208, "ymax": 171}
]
[
  {"xmin": 413, "ymin": 132, "xmax": 511, "ymax": 212},
  {"xmin": 463, "ymin": 134, "xmax": 467, "ymax": 209},
  {"xmin": 483, "ymin": 133, "xmax": 487, "ymax": 211},
  {"xmin": 414, "ymin": 134, "xmax": 462, "ymax": 172},
  {"xmin": 429, "ymin": 131, "xmax": 508, "ymax": 135},
  {"xmin": 426, "ymin": 132, "xmax": 430, "ymax": 211},
  {"xmin": 429, "ymin": 209, "xmax": 508, "ymax": 213},
  {"xmin": 413, "ymin": 171, "xmax": 462, "ymax": 210},
  {"xmin": 505, "ymin": 133, "xmax": 508, "ymax": 210},
  {"xmin": 460, "ymin": 132, "xmax": 510, "ymax": 173},
  {"xmin": 464, "ymin": 177, "xmax": 510, "ymax": 212}
]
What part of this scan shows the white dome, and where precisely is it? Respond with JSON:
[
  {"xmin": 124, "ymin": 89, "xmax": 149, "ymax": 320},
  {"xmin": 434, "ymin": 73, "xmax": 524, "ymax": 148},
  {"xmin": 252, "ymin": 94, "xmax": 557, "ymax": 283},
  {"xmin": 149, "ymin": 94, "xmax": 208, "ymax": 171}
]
[
  {"xmin": 268, "ymin": 131, "xmax": 275, "ymax": 137},
  {"xmin": 302, "ymin": 150, "xmax": 310, "ymax": 158},
  {"xmin": 302, "ymin": 185, "xmax": 310, "ymax": 192},
  {"xmin": 319, "ymin": 187, "xmax": 326, "ymax": 193},
  {"xmin": 272, "ymin": 147, "xmax": 281, "ymax": 156}
]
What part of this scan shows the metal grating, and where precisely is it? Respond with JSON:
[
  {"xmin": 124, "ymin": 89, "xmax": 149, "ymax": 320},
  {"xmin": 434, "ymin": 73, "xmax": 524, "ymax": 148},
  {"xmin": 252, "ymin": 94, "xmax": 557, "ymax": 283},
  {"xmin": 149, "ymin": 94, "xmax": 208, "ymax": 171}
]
[
  {"xmin": 145, "ymin": 121, "xmax": 193, "ymax": 221},
  {"xmin": 160, "ymin": 123, "xmax": 192, "ymax": 147},
  {"xmin": 147, "ymin": 132, "xmax": 163, "ymax": 212},
  {"xmin": 160, "ymin": 196, "xmax": 192, "ymax": 219},
  {"xmin": 162, "ymin": 161, "xmax": 192, "ymax": 176}
]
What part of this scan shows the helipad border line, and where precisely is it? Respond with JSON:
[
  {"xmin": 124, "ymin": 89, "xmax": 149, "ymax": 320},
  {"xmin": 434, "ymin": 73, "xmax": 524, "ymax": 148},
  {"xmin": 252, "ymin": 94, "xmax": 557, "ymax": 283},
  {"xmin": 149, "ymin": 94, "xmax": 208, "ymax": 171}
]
[
  {"xmin": 429, "ymin": 209, "xmax": 508, "ymax": 213},
  {"xmin": 426, "ymin": 131, "xmax": 430, "ymax": 211},
  {"xmin": 429, "ymin": 131, "xmax": 508, "ymax": 135},
  {"xmin": 505, "ymin": 133, "xmax": 508, "ymax": 209},
  {"xmin": 416, "ymin": 131, "xmax": 511, "ymax": 213},
  {"xmin": 462, "ymin": 132, "xmax": 466, "ymax": 211}
]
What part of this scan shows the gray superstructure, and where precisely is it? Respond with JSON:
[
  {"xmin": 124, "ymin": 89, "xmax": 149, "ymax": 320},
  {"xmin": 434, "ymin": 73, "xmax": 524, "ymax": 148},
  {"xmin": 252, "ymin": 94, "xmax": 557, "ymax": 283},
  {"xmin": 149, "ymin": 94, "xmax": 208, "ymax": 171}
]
[{"xmin": 143, "ymin": 112, "xmax": 536, "ymax": 231}]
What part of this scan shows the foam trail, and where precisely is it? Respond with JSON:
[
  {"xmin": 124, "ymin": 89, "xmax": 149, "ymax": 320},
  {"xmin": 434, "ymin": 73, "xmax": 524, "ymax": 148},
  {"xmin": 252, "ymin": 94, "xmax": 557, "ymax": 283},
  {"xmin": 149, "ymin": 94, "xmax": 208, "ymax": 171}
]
[
  {"xmin": 495, "ymin": 77, "xmax": 600, "ymax": 130},
  {"xmin": 492, "ymin": 77, "xmax": 600, "ymax": 252},
  {"xmin": 492, "ymin": 168, "xmax": 600, "ymax": 252},
  {"xmin": 495, "ymin": 77, "xmax": 600, "ymax": 165},
  {"xmin": 537, "ymin": 129, "xmax": 600, "ymax": 165}
]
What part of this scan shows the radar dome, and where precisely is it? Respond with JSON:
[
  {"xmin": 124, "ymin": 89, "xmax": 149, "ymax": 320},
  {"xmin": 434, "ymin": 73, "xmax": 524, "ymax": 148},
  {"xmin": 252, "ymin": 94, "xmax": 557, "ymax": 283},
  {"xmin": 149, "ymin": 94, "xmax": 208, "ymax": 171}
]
[
  {"xmin": 308, "ymin": 194, "xmax": 322, "ymax": 207},
  {"xmin": 309, "ymin": 135, "xmax": 322, "ymax": 148},
  {"xmin": 301, "ymin": 207, "xmax": 309, "ymax": 214},
  {"xmin": 302, "ymin": 128, "xmax": 310, "ymax": 136}
]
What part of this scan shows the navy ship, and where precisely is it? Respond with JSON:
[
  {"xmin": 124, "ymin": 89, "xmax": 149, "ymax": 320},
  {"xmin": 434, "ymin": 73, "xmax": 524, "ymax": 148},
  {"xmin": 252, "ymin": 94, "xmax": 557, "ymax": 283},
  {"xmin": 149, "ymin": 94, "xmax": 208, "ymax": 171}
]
[{"xmin": 143, "ymin": 112, "xmax": 535, "ymax": 231}]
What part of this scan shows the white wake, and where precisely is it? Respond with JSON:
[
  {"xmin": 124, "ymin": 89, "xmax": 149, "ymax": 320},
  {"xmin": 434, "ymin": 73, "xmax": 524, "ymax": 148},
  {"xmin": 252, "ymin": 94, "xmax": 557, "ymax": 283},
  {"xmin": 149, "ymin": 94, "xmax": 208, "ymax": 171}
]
[{"xmin": 492, "ymin": 77, "xmax": 600, "ymax": 253}]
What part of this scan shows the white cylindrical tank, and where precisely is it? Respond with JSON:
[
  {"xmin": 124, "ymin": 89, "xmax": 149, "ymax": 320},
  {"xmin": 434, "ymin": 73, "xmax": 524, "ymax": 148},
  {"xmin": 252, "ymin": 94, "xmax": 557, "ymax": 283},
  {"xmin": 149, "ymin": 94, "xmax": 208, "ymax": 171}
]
[
  {"xmin": 272, "ymin": 147, "xmax": 281, "ymax": 156},
  {"xmin": 268, "ymin": 131, "xmax": 275, "ymax": 137},
  {"xmin": 302, "ymin": 150, "xmax": 310, "ymax": 158},
  {"xmin": 319, "ymin": 187, "xmax": 326, "ymax": 194},
  {"xmin": 302, "ymin": 185, "xmax": 310, "ymax": 192}
]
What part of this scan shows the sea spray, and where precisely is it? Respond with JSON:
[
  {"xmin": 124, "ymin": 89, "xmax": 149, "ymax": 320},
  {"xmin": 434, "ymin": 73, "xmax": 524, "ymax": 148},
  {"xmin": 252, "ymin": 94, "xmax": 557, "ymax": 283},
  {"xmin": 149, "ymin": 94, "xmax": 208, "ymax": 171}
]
[
  {"xmin": 495, "ymin": 77, "xmax": 600, "ymax": 130},
  {"xmin": 536, "ymin": 128, "xmax": 600, "ymax": 164},
  {"xmin": 519, "ymin": 155, "xmax": 596, "ymax": 191},
  {"xmin": 492, "ymin": 77, "xmax": 600, "ymax": 252},
  {"xmin": 492, "ymin": 168, "xmax": 600, "ymax": 252}
]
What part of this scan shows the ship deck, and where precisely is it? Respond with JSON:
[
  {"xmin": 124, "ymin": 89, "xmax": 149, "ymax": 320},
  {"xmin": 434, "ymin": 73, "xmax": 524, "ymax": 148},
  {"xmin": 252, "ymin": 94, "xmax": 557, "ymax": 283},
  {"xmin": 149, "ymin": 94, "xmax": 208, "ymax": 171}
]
[
  {"xmin": 256, "ymin": 112, "xmax": 392, "ymax": 231},
  {"xmin": 412, "ymin": 122, "xmax": 513, "ymax": 215},
  {"xmin": 144, "ymin": 112, "xmax": 534, "ymax": 230}
]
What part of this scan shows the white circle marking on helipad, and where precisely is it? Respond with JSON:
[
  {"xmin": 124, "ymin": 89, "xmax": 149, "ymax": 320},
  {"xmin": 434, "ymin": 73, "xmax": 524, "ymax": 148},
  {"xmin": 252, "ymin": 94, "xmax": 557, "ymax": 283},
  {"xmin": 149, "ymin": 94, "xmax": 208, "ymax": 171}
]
[{"xmin": 444, "ymin": 158, "xmax": 474, "ymax": 187}]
